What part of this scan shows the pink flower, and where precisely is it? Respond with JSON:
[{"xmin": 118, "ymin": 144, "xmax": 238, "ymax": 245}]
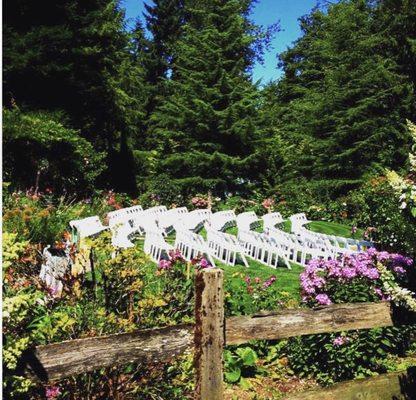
[
  {"xmin": 254, "ymin": 277, "xmax": 261, "ymax": 284},
  {"xmin": 199, "ymin": 258, "xmax": 211, "ymax": 268},
  {"xmin": 46, "ymin": 386, "xmax": 61, "ymax": 399},
  {"xmin": 263, "ymin": 275, "xmax": 277, "ymax": 288},
  {"xmin": 244, "ymin": 276, "xmax": 251, "ymax": 284},
  {"xmin": 315, "ymin": 293, "xmax": 332, "ymax": 305},
  {"xmin": 333, "ymin": 336, "xmax": 349, "ymax": 346},
  {"xmin": 169, "ymin": 249, "xmax": 184, "ymax": 262},
  {"xmin": 158, "ymin": 259, "xmax": 172, "ymax": 270},
  {"xmin": 262, "ymin": 198, "xmax": 275, "ymax": 210}
]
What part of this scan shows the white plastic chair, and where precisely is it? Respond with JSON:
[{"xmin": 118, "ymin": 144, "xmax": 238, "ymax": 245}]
[
  {"xmin": 143, "ymin": 230, "xmax": 174, "ymax": 262},
  {"xmin": 175, "ymin": 209, "xmax": 212, "ymax": 232},
  {"xmin": 262, "ymin": 212, "xmax": 284, "ymax": 231},
  {"xmin": 69, "ymin": 216, "xmax": 108, "ymax": 243},
  {"xmin": 236, "ymin": 211, "xmax": 261, "ymax": 231},
  {"xmin": 209, "ymin": 210, "xmax": 236, "ymax": 231},
  {"xmin": 174, "ymin": 229, "xmax": 216, "ymax": 267},
  {"xmin": 157, "ymin": 207, "xmax": 189, "ymax": 234},
  {"xmin": 238, "ymin": 229, "xmax": 290, "ymax": 269},
  {"xmin": 289, "ymin": 213, "xmax": 310, "ymax": 233},
  {"xmin": 206, "ymin": 226, "xmax": 249, "ymax": 267}
]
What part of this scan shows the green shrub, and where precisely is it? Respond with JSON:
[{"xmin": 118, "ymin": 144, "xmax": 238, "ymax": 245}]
[
  {"xmin": 3, "ymin": 107, "xmax": 104, "ymax": 194},
  {"xmin": 348, "ymin": 177, "xmax": 416, "ymax": 256}
]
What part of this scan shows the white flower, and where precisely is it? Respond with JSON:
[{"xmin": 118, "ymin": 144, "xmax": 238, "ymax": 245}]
[{"xmin": 400, "ymin": 201, "xmax": 407, "ymax": 209}]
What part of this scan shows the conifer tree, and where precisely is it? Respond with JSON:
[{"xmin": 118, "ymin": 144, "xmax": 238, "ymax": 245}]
[
  {"xmin": 148, "ymin": 0, "xmax": 263, "ymax": 198},
  {"xmin": 4, "ymin": 0, "xmax": 143, "ymax": 193},
  {"xmin": 268, "ymin": 0, "xmax": 414, "ymax": 198}
]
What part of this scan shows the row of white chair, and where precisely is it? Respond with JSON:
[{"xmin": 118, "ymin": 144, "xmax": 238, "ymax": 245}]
[
  {"xmin": 238, "ymin": 229, "xmax": 290, "ymax": 269},
  {"xmin": 208, "ymin": 210, "xmax": 237, "ymax": 231},
  {"xmin": 69, "ymin": 206, "xmax": 373, "ymax": 270},
  {"xmin": 206, "ymin": 227, "xmax": 249, "ymax": 267}
]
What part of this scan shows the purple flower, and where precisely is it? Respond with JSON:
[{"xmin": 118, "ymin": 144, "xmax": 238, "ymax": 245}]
[
  {"xmin": 363, "ymin": 268, "xmax": 380, "ymax": 280},
  {"xmin": 169, "ymin": 249, "xmax": 185, "ymax": 262},
  {"xmin": 341, "ymin": 267, "xmax": 357, "ymax": 280},
  {"xmin": 46, "ymin": 386, "xmax": 61, "ymax": 399},
  {"xmin": 393, "ymin": 266, "xmax": 406, "ymax": 275},
  {"xmin": 199, "ymin": 258, "xmax": 210, "ymax": 268},
  {"xmin": 333, "ymin": 336, "xmax": 348, "ymax": 346},
  {"xmin": 158, "ymin": 259, "xmax": 172, "ymax": 270},
  {"xmin": 316, "ymin": 293, "xmax": 332, "ymax": 305},
  {"xmin": 263, "ymin": 275, "xmax": 277, "ymax": 288}
]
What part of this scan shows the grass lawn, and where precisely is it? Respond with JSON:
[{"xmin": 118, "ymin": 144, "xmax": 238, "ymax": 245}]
[
  {"xmin": 307, "ymin": 220, "xmax": 364, "ymax": 238},
  {"xmin": 221, "ymin": 260, "xmax": 302, "ymax": 301},
  {"xmin": 279, "ymin": 219, "xmax": 364, "ymax": 239},
  {"xmin": 140, "ymin": 218, "xmax": 361, "ymax": 302}
]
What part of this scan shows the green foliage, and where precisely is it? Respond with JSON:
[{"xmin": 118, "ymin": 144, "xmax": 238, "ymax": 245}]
[
  {"xmin": 348, "ymin": 177, "xmax": 416, "ymax": 255},
  {"xmin": 224, "ymin": 346, "xmax": 259, "ymax": 384},
  {"xmin": 287, "ymin": 327, "xmax": 413, "ymax": 385},
  {"xmin": 2, "ymin": 187, "xmax": 108, "ymax": 244},
  {"xmin": 147, "ymin": 0, "xmax": 270, "ymax": 198},
  {"xmin": 3, "ymin": 108, "xmax": 104, "ymax": 193},
  {"xmin": 3, "ymin": 0, "xmax": 143, "ymax": 194},
  {"xmin": 260, "ymin": 0, "xmax": 415, "ymax": 198}
]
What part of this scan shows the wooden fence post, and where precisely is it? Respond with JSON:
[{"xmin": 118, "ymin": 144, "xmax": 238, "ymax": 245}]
[{"xmin": 194, "ymin": 268, "xmax": 224, "ymax": 400}]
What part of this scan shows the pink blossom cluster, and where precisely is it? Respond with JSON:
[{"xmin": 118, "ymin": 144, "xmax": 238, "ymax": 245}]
[
  {"xmin": 158, "ymin": 249, "xmax": 186, "ymax": 270},
  {"xmin": 158, "ymin": 250, "xmax": 213, "ymax": 271},
  {"xmin": 262, "ymin": 198, "xmax": 275, "ymax": 210},
  {"xmin": 245, "ymin": 275, "xmax": 277, "ymax": 293},
  {"xmin": 46, "ymin": 386, "xmax": 61, "ymax": 399},
  {"xmin": 191, "ymin": 196, "xmax": 208, "ymax": 208},
  {"xmin": 332, "ymin": 336, "xmax": 349, "ymax": 346},
  {"xmin": 168, "ymin": 249, "xmax": 185, "ymax": 263},
  {"xmin": 300, "ymin": 248, "xmax": 412, "ymax": 306}
]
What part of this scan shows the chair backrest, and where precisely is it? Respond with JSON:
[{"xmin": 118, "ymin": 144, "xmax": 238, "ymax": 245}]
[
  {"xmin": 210, "ymin": 210, "xmax": 236, "ymax": 231},
  {"xmin": 158, "ymin": 207, "xmax": 189, "ymax": 230},
  {"xmin": 177, "ymin": 209, "xmax": 212, "ymax": 231},
  {"xmin": 176, "ymin": 229, "xmax": 205, "ymax": 246},
  {"xmin": 107, "ymin": 205, "xmax": 144, "ymax": 228},
  {"xmin": 262, "ymin": 212, "xmax": 284, "ymax": 230},
  {"xmin": 69, "ymin": 216, "xmax": 106, "ymax": 239},
  {"xmin": 289, "ymin": 213, "xmax": 309, "ymax": 232},
  {"xmin": 144, "ymin": 206, "xmax": 168, "ymax": 216},
  {"xmin": 236, "ymin": 211, "xmax": 259, "ymax": 230}
]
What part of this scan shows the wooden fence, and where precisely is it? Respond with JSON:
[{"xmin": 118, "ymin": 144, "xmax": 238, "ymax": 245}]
[{"xmin": 21, "ymin": 268, "xmax": 416, "ymax": 399}]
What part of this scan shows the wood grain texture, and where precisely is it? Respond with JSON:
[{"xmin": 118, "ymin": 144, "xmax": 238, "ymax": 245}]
[
  {"xmin": 225, "ymin": 302, "xmax": 393, "ymax": 345},
  {"xmin": 26, "ymin": 324, "xmax": 193, "ymax": 382},
  {"xmin": 284, "ymin": 367, "xmax": 416, "ymax": 400},
  {"xmin": 194, "ymin": 268, "xmax": 224, "ymax": 400}
]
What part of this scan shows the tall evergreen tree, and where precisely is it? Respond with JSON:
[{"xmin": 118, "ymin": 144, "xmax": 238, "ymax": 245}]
[
  {"xmin": 4, "ymin": 0, "xmax": 142, "ymax": 193},
  {"xmin": 141, "ymin": 0, "xmax": 184, "ymax": 130},
  {"xmin": 265, "ymin": 0, "xmax": 414, "ymax": 198},
  {"xmin": 148, "ymin": 0, "xmax": 264, "ymax": 199}
]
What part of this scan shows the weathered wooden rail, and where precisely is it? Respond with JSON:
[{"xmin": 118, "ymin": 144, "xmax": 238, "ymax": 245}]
[{"xmin": 21, "ymin": 268, "xmax": 416, "ymax": 399}]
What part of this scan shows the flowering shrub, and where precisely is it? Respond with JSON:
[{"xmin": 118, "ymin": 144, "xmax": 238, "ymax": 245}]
[
  {"xmin": 348, "ymin": 178, "xmax": 416, "ymax": 255},
  {"xmin": 3, "ymin": 223, "xmax": 197, "ymax": 398},
  {"xmin": 288, "ymin": 250, "xmax": 416, "ymax": 385},
  {"xmin": 190, "ymin": 194, "xmax": 209, "ymax": 209},
  {"xmin": 224, "ymin": 272, "xmax": 295, "ymax": 317},
  {"xmin": 386, "ymin": 120, "xmax": 416, "ymax": 220},
  {"xmin": 262, "ymin": 197, "xmax": 275, "ymax": 212},
  {"xmin": 300, "ymin": 249, "xmax": 414, "ymax": 307}
]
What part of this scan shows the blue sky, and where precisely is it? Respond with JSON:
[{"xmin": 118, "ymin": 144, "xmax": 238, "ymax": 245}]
[{"xmin": 121, "ymin": 0, "xmax": 319, "ymax": 83}]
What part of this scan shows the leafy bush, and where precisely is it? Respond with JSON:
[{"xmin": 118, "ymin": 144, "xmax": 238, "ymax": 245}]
[
  {"xmin": 287, "ymin": 249, "xmax": 416, "ymax": 385},
  {"xmin": 2, "ymin": 226, "xmax": 198, "ymax": 398},
  {"xmin": 3, "ymin": 107, "xmax": 104, "ymax": 194},
  {"xmin": 348, "ymin": 178, "xmax": 416, "ymax": 256}
]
